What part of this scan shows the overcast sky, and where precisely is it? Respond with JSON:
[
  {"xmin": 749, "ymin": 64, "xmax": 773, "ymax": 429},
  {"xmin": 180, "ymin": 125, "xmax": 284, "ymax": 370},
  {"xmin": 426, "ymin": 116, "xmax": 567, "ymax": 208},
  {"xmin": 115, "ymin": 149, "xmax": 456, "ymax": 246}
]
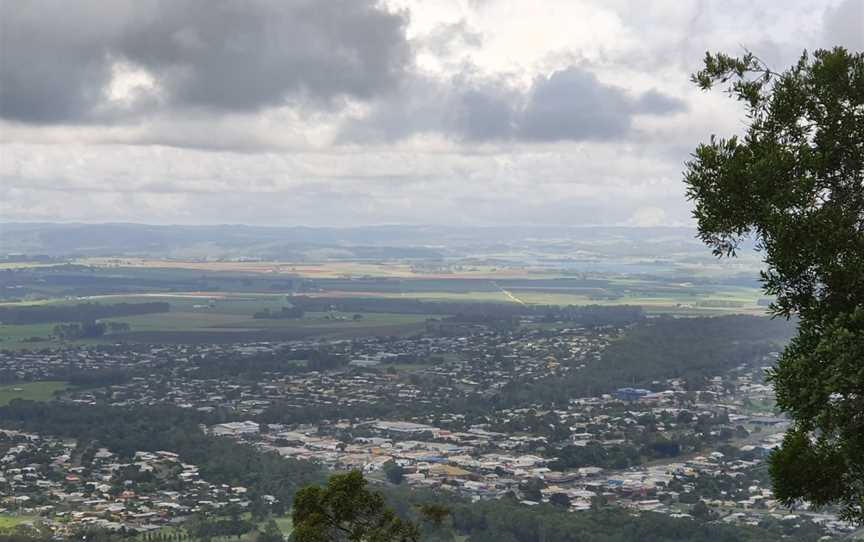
[{"xmin": 1, "ymin": 0, "xmax": 862, "ymax": 227}]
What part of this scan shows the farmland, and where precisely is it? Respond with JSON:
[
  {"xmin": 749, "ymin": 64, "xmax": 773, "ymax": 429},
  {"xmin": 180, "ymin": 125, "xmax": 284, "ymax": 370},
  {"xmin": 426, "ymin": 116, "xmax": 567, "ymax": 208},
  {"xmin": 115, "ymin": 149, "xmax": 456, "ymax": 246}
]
[
  {"xmin": 0, "ymin": 307, "xmax": 432, "ymax": 347},
  {"xmin": 0, "ymin": 255, "xmax": 771, "ymax": 346}
]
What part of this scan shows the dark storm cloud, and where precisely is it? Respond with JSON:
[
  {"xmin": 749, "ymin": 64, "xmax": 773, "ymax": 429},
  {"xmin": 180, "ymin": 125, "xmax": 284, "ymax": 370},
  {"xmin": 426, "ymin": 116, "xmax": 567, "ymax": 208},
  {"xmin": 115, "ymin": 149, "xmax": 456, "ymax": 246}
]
[
  {"xmin": 0, "ymin": 0, "xmax": 411, "ymax": 123},
  {"xmin": 342, "ymin": 65, "xmax": 686, "ymax": 143},
  {"xmin": 0, "ymin": 0, "xmax": 120, "ymax": 123},
  {"xmin": 517, "ymin": 68, "xmax": 687, "ymax": 141},
  {"xmin": 517, "ymin": 67, "xmax": 633, "ymax": 141},
  {"xmin": 453, "ymin": 88, "xmax": 515, "ymax": 141},
  {"xmin": 337, "ymin": 72, "xmax": 521, "ymax": 143}
]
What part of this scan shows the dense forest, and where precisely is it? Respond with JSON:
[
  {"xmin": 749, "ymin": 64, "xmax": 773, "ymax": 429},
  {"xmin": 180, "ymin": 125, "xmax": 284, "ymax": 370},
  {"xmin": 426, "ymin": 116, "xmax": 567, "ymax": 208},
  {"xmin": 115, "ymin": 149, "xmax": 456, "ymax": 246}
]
[{"xmin": 376, "ymin": 485, "xmax": 823, "ymax": 542}]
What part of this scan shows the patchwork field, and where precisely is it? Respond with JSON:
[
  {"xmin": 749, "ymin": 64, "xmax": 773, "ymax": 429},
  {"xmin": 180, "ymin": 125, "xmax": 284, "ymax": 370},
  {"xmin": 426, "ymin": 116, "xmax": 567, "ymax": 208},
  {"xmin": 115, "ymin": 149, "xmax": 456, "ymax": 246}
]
[
  {"xmin": 78, "ymin": 257, "xmax": 536, "ymax": 279},
  {"xmin": 0, "ymin": 257, "xmax": 772, "ymax": 347}
]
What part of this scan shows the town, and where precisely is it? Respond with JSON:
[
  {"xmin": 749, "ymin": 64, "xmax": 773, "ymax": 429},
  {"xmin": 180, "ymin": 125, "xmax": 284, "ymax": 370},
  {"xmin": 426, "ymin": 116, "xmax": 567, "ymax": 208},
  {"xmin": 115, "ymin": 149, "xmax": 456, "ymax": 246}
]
[{"xmin": 0, "ymin": 320, "xmax": 855, "ymax": 539}]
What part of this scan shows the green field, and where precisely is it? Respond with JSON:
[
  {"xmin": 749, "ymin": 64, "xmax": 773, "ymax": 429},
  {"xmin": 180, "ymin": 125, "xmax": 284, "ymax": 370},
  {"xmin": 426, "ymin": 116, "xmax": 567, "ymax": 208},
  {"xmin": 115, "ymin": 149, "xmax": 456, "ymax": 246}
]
[
  {"xmin": 0, "ymin": 307, "xmax": 433, "ymax": 347},
  {"xmin": 315, "ymin": 286, "xmax": 767, "ymax": 316},
  {"xmin": 0, "ymin": 515, "xmax": 36, "ymax": 528},
  {"xmin": 0, "ymin": 267, "xmax": 770, "ymax": 348},
  {"xmin": 0, "ymin": 515, "xmax": 37, "ymax": 530},
  {"xmin": 0, "ymin": 381, "xmax": 69, "ymax": 405}
]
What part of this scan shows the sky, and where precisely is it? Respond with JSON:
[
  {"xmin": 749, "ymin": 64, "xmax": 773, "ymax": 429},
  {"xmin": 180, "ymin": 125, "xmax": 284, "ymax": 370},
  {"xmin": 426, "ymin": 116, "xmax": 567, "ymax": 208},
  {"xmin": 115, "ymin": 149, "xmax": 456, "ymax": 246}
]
[{"xmin": 1, "ymin": 0, "xmax": 862, "ymax": 227}]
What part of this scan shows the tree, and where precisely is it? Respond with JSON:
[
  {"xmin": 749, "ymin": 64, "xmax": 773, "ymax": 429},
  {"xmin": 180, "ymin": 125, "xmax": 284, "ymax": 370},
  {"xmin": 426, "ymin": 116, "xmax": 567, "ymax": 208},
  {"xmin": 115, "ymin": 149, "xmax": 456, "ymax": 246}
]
[
  {"xmin": 549, "ymin": 493, "xmax": 571, "ymax": 508},
  {"xmin": 691, "ymin": 500, "xmax": 714, "ymax": 521},
  {"xmin": 417, "ymin": 504, "xmax": 449, "ymax": 527},
  {"xmin": 518, "ymin": 478, "xmax": 545, "ymax": 502},
  {"xmin": 292, "ymin": 471, "xmax": 420, "ymax": 542},
  {"xmin": 383, "ymin": 461, "xmax": 405, "ymax": 485},
  {"xmin": 685, "ymin": 46, "xmax": 864, "ymax": 522},
  {"xmin": 257, "ymin": 520, "xmax": 284, "ymax": 542}
]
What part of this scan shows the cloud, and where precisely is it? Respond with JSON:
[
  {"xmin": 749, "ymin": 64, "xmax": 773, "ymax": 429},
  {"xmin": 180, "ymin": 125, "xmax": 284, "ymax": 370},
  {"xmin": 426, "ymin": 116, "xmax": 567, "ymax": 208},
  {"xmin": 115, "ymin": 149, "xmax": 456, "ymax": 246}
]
[
  {"xmin": 627, "ymin": 206, "xmax": 668, "ymax": 227},
  {"xmin": 342, "ymin": 65, "xmax": 686, "ymax": 143},
  {"xmin": 635, "ymin": 89, "xmax": 689, "ymax": 115},
  {"xmin": 453, "ymin": 87, "xmax": 517, "ymax": 141},
  {"xmin": 0, "ymin": 0, "xmax": 412, "ymax": 123},
  {"xmin": 822, "ymin": 0, "xmax": 864, "ymax": 51},
  {"xmin": 419, "ymin": 20, "xmax": 484, "ymax": 57},
  {"xmin": 0, "ymin": 140, "xmax": 693, "ymax": 226},
  {"xmin": 517, "ymin": 67, "xmax": 633, "ymax": 141},
  {"xmin": 0, "ymin": 0, "xmax": 831, "ymax": 228}
]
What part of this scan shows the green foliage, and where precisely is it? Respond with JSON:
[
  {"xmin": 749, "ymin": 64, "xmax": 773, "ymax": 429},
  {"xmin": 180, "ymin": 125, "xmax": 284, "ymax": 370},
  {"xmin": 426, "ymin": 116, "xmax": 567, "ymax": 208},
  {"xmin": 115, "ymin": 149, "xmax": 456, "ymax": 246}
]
[
  {"xmin": 292, "ymin": 471, "xmax": 420, "ymax": 542},
  {"xmin": 186, "ymin": 512, "xmax": 254, "ymax": 541},
  {"xmin": 257, "ymin": 519, "xmax": 285, "ymax": 542},
  {"xmin": 685, "ymin": 47, "xmax": 864, "ymax": 522},
  {"xmin": 416, "ymin": 504, "xmax": 449, "ymax": 527},
  {"xmin": 383, "ymin": 461, "xmax": 405, "ymax": 485},
  {"xmin": 53, "ymin": 319, "xmax": 131, "ymax": 340},
  {"xmin": 497, "ymin": 315, "xmax": 792, "ymax": 407},
  {"xmin": 448, "ymin": 498, "xmax": 796, "ymax": 542},
  {"xmin": 0, "ymin": 401, "xmax": 324, "ymax": 513},
  {"xmin": 550, "ymin": 442, "xmax": 640, "ymax": 470}
]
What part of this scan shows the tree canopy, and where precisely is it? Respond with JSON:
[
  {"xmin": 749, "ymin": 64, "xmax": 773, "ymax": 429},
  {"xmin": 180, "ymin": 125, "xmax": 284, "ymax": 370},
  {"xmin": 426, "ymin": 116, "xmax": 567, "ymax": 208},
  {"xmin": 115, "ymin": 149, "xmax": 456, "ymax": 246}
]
[
  {"xmin": 685, "ymin": 46, "xmax": 864, "ymax": 522},
  {"xmin": 292, "ymin": 471, "xmax": 421, "ymax": 542}
]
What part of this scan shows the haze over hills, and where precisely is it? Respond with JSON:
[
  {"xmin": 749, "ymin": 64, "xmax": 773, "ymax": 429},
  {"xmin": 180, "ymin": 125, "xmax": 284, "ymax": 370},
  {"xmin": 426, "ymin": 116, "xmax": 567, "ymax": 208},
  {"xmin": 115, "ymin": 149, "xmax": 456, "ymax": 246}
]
[{"xmin": 0, "ymin": 222, "xmax": 762, "ymax": 277}]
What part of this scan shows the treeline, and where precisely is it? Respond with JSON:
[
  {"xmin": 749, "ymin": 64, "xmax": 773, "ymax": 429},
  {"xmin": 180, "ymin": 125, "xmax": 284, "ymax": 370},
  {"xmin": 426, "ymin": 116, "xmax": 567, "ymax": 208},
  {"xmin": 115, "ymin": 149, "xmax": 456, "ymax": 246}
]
[
  {"xmin": 0, "ymin": 400, "xmax": 324, "ymax": 514},
  {"xmin": 445, "ymin": 498, "xmax": 809, "ymax": 542},
  {"xmin": 378, "ymin": 485, "xmax": 811, "ymax": 542},
  {"xmin": 291, "ymin": 296, "xmax": 644, "ymax": 325},
  {"xmin": 0, "ymin": 302, "xmax": 169, "ymax": 324},
  {"xmin": 53, "ymin": 320, "xmax": 130, "ymax": 339},
  {"xmin": 190, "ymin": 349, "xmax": 347, "ymax": 378},
  {"xmin": 496, "ymin": 315, "xmax": 794, "ymax": 407}
]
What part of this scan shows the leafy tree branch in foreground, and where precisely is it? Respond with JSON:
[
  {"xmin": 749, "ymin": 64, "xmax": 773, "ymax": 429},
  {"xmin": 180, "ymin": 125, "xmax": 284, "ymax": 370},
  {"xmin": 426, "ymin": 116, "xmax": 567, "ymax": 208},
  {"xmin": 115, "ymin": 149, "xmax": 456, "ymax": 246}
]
[
  {"xmin": 685, "ymin": 46, "xmax": 864, "ymax": 522},
  {"xmin": 293, "ymin": 471, "xmax": 428, "ymax": 542}
]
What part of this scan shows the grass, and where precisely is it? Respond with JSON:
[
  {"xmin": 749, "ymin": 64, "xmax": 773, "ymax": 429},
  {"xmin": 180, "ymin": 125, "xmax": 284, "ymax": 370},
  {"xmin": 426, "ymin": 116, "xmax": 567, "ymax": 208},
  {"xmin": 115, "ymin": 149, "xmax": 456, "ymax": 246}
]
[
  {"xmin": 132, "ymin": 515, "xmax": 292, "ymax": 541},
  {"xmin": 0, "ymin": 323, "xmax": 56, "ymax": 346},
  {"xmin": 0, "ymin": 381, "xmax": 69, "ymax": 406},
  {"xmin": 274, "ymin": 516, "xmax": 293, "ymax": 535},
  {"xmin": 312, "ymin": 287, "xmax": 767, "ymax": 316},
  {"xmin": 0, "ymin": 297, "xmax": 434, "ymax": 347},
  {"xmin": 105, "ymin": 310, "xmax": 431, "ymax": 344},
  {"xmin": 0, "ymin": 515, "xmax": 37, "ymax": 529},
  {"xmin": 115, "ymin": 310, "xmax": 430, "ymax": 332}
]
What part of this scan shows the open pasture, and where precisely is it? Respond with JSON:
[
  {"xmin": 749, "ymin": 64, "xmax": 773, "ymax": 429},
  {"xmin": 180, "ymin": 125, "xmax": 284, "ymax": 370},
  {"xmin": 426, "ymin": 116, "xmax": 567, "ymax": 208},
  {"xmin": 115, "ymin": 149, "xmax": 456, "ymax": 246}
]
[{"xmin": 0, "ymin": 381, "xmax": 69, "ymax": 406}]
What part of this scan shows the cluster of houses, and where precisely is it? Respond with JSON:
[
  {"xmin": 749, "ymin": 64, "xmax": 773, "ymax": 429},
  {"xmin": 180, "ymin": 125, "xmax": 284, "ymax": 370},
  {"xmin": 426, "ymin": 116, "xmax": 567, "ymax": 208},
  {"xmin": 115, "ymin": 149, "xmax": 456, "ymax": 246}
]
[
  {"xmin": 203, "ymin": 361, "xmax": 853, "ymax": 537},
  {"xmin": 0, "ymin": 430, "xmax": 254, "ymax": 537},
  {"xmin": 0, "ymin": 329, "xmax": 855, "ymax": 538},
  {"xmin": 5, "ymin": 330, "xmax": 604, "ymax": 420}
]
